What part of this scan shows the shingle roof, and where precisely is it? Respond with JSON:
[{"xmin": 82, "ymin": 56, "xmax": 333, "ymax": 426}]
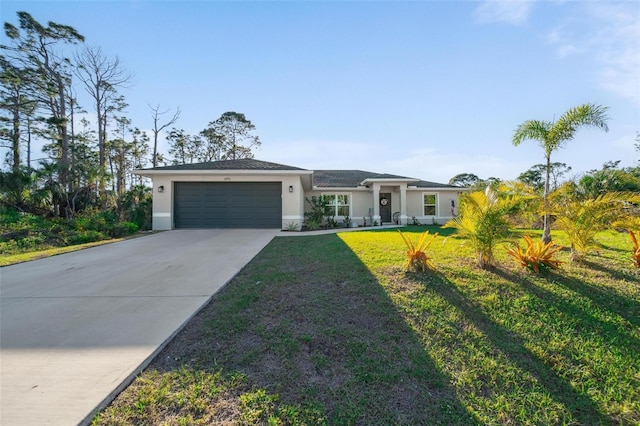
[
  {"xmin": 138, "ymin": 160, "xmax": 459, "ymax": 188},
  {"xmin": 313, "ymin": 170, "xmax": 414, "ymax": 187},
  {"xmin": 143, "ymin": 159, "xmax": 307, "ymax": 171},
  {"xmin": 413, "ymin": 180, "xmax": 460, "ymax": 189},
  {"xmin": 313, "ymin": 170, "xmax": 459, "ymax": 188}
]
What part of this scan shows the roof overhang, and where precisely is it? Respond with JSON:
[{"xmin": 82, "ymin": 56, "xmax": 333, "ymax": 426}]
[
  {"xmin": 408, "ymin": 186, "xmax": 468, "ymax": 191},
  {"xmin": 312, "ymin": 185, "xmax": 371, "ymax": 191},
  {"xmin": 133, "ymin": 168, "xmax": 315, "ymax": 190},
  {"xmin": 359, "ymin": 177, "xmax": 419, "ymax": 186}
]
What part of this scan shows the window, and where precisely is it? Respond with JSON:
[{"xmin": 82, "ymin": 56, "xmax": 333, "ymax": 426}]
[
  {"xmin": 323, "ymin": 193, "xmax": 350, "ymax": 216},
  {"xmin": 423, "ymin": 193, "xmax": 437, "ymax": 216}
]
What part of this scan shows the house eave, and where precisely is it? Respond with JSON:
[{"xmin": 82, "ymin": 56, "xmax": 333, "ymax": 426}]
[
  {"xmin": 133, "ymin": 169, "xmax": 314, "ymax": 177},
  {"xmin": 312, "ymin": 186, "xmax": 370, "ymax": 191},
  {"xmin": 408, "ymin": 186, "xmax": 468, "ymax": 191},
  {"xmin": 359, "ymin": 178, "xmax": 419, "ymax": 186}
]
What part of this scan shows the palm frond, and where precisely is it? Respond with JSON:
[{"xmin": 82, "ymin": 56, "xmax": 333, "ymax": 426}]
[
  {"xmin": 443, "ymin": 185, "xmax": 531, "ymax": 268},
  {"xmin": 512, "ymin": 119, "xmax": 551, "ymax": 147},
  {"xmin": 548, "ymin": 103, "xmax": 609, "ymax": 149},
  {"xmin": 547, "ymin": 188, "xmax": 640, "ymax": 260}
]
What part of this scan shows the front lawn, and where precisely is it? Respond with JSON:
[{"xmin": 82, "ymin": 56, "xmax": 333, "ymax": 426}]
[{"xmin": 93, "ymin": 226, "xmax": 640, "ymax": 425}]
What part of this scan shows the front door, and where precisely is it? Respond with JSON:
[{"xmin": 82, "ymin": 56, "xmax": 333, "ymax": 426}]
[{"xmin": 379, "ymin": 193, "xmax": 391, "ymax": 223}]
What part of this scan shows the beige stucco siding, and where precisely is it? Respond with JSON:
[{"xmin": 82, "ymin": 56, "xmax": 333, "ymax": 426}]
[
  {"xmin": 140, "ymin": 166, "xmax": 462, "ymax": 230},
  {"xmin": 149, "ymin": 173, "xmax": 306, "ymax": 230},
  {"xmin": 304, "ymin": 189, "xmax": 372, "ymax": 226},
  {"xmin": 405, "ymin": 189, "xmax": 461, "ymax": 224},
  {"xmin": 304, "ymin": 187, "xmax": 461, "ymax": 226}
]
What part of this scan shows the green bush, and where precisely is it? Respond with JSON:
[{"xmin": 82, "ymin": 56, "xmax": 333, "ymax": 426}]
[
  {"xmin": 0, "ymin": 239, "xmax": 19, "ymax": 254},
  {"xmin": 66, "ymin": 230, "xmax": 106, "ymax": 245},
  {"xmin": 121, "ymin": 185, "xmax": 153, "ymax": 230},
  {"xmin": 0, "ymin": 207, "xmax": 22, "ymax": 224},
  {"xmin": 126, "ymin": 201, "xmax": 152, "ymax": 230},
  {"xmin": 16, "ymin": 233, "xmax": 47, "ymax": 249},
  {"xmin": 1, "ymin": 205, "xmax": 141, "ymax": 254},
  {"xmin": 109, "ymin": 222, "xmax": 139, "ymax": 238}
]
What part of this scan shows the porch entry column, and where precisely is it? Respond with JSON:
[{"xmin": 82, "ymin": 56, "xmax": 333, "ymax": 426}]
[
  {"xmin": 372, "ymin": 183, "xmax": 381, "ymax": 224},
  {"xmin": 400, "ymin": 185, "xmax": 407, "ymax": 225}
]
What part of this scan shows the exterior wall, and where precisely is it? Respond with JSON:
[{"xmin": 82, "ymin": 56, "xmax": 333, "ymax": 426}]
[
  {"xmin": 304, "ymin": 187, "xmax": 462, "ymax": 227},
  {"xmin": 405, "ymin": 189, "xmax": 461, "ymax": 224},
  {"xmin": 351, "ymin": 191, "xmax": 374, "ymax": 225},
  {"xmin": 281, "ymin": 176, "xmax": 305, "ymax": 230},
  {"xmin": 152, "ymin": 177, "xmax": 173, "ymax": 230},
  {"xmin": 149, "ymin": 173, "xmax": 306, "ymax": 230},
  {"xmin": 147, "ymin": 170, "xmax": 462, "ymax": 231},
  {"xmin": 304, "ymin": 189, "xmax": 372, "ymax": 227}
]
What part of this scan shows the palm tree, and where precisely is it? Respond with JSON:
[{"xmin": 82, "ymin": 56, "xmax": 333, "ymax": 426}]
[
  {"xmin": 548, "ymin": 184, "xmax": 640, "ymax": 261},
  {"xmin": 443, "ymin": 183, "xmax": 533, "ymax": 269},
  {"xmin": 512, "ymin": 103, "xmax": 609, "ymax": 243}
]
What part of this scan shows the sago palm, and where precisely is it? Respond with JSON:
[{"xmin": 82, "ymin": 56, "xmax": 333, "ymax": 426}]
[
  {"xmin": 444, "ymin": 183, "xmax": 531, "ymax": 269},
  {"xmin": 548, "ymin": 186, "xmax": 640, "ymax": 261},
  {"xmin": 512, "ymin": 103, "xmax": 609, "ymax": 243}
]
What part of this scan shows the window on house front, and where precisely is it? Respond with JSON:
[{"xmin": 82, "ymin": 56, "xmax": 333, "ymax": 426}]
[
  {"xmin": 423, "ymin": 193, "xmax": 437, "ymax": 216},
  {"xmin": 323, "ymin": 194, "xmax": 350, "ymax": 216}
]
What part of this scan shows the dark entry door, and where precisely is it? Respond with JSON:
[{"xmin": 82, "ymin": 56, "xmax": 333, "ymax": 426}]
[{"xmin": 379, "ymin": 193, "xmax": 391, "ymax": 223}]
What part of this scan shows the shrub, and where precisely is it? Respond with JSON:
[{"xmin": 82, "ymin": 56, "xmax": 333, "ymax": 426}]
[
  {"xmin": 304, "ymin": 195, "xmax": 333, "ymax": 228},
  {"xmin": 109, "ymin": 222, "xmax": 139, "ymax": 238},
  {"xmin": 283, "ymin": 221, "xmax": 300, "ymax": 231},
  {"xmin": 305, "ymin": 219, "xmax": 320, "ymax": 231},
  {"xmin": 506, "ymin": 235, "xmax": 563, "ymax": 273},
  {"xmin": 0, "ymin": 239, "xmax": 19, "ymax": 254},
  {"xmin": 398, "ymin": 229, "xmax": 438, "ymax": 272},
  {"xmin": 66, "ymin": 230, "xmax": 106, "ymax": 245},
  {"xmin": 549, "ymin": 188, "xmax": 640, "ymax": 261},
  {"xmin": 75, "ymin": 209, "xmax": 117, "ymax": 233},
  {"xmin": 444, "ymin": 184, "xmax": 531, "ymax": 269},
  {"xmin": 16, "ymin": 233, "xmax": 47, "ymax": 249},
  {"xmin": 122, "ymin": 187, "xmax": 153, "ymax": 230}
]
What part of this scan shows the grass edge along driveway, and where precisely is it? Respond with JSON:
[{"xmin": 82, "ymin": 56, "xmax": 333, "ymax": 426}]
[{"xmin": 93, "ymin": 226, "xmax": 640, "ymax": 425}]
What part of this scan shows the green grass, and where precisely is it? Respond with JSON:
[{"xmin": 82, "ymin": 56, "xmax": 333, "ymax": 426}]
[{"xmin": 92, "ymin": 226, "xmax": 640, "ymax": 425}]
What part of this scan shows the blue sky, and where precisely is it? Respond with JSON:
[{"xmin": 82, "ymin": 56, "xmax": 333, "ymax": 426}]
[{"xmin": 2, "ymin": 0, "xmax": 639, "ymax": 183}]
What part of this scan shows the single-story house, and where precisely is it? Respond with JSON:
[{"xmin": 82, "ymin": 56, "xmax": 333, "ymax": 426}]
[{"xmin": 134, "ymin": 159, "xmax": 463, "ymax": 230}]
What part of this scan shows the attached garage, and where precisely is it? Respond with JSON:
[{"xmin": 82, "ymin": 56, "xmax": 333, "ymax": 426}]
[{"xmin": 174, "ymin": 182, "xmax": 282, "ymax": 229}]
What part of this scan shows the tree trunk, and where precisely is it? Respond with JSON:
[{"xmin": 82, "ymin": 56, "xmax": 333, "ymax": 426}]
[
  {"xmin": 98, "ymin": 103, "xmax": 107, "ymax": 209},
  {"xmin": 54, "ymin": 72, "xmax": 72, "ymax": 218},
  {"xmin": 27, "ymin": 116, "xmax": 32, "ymax": 169},
  {"xmin": 542, "ymin": 152, "xmax": 552, "ymax": 244},
  {"xmin": 11, "ymin": 96, "xmax": 21, "ymax": 175}
]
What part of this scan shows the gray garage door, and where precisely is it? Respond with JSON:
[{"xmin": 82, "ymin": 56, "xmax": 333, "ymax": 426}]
[{"xmin": 174, "ymin": 182, "xmax": 282, "ymax": 229}]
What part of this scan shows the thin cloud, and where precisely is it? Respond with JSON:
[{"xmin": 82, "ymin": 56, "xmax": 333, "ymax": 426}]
[
  {"xmin": 589, "ymin": 3, "xmax": 640, "ymax": 103},
  {"xmin": 474, "ymin": 0, "xmax": 534, "ymax": 26},
  {"xmin": 546, "ymin": 2, "xmax": 640, "ymax": 103},
  {"xmin": 546, "ymin": 27, "xmax": 583, "ymax": 58}
]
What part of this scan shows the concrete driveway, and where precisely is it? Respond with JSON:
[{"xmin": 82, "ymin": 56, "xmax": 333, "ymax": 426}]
[{"xmin": 0, "ymin": 229, "xmax": 278, "ymax": 426}]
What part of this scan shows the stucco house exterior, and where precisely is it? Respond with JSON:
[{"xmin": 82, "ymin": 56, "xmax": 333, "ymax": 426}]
[{"xmin": 134, "ymin": 159, "xmax": 463, "ymax": 231}]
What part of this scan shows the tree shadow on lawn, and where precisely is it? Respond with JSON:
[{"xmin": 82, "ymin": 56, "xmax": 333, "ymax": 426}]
[
  {"xmin": 147, "ymin": 234, "xmax": 477, "ymax": 425},
  {"xmin": 423, "ymin": 268, "xmax": 617, "ymax": 425},
  {"xmin": 493, "ymin": 268, "xmax": 640, "ymax": 352},
  {"xmin": 488, "ymin": 267, "xmax": 637, "ymax": 423},
  {"xmin": 579, "ymin": 257, "xmax": 640, "ymax": 285},
  {"xmin": 547, "ymin": 262, "xmax": 640, "ymax": 329}
]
